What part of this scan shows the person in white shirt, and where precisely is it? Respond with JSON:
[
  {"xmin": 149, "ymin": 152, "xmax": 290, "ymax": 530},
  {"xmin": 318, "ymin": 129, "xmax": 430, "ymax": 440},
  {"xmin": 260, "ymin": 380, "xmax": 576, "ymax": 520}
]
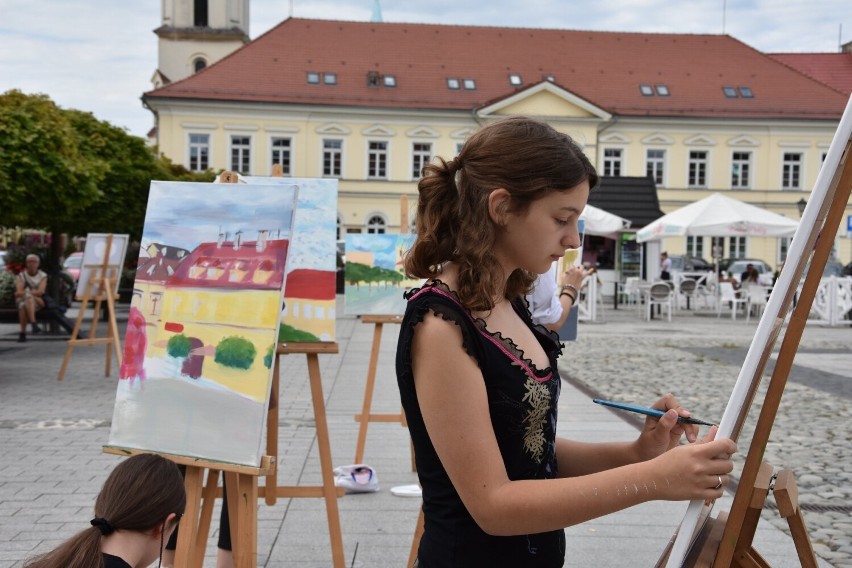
[{"xmin": 526, "ymin": 262, "xmax": 592, "ymax": 331}]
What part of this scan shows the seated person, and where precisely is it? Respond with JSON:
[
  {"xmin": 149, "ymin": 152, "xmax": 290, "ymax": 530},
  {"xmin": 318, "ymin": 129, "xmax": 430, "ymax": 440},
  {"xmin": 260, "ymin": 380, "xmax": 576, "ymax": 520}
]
[
  {"xmin": 15, "ymin": 254, "xmax": 47, "ymax": 342},
  {"xmin": 15, "ymin": 253, "xmax": 84, "ymax": 342}
]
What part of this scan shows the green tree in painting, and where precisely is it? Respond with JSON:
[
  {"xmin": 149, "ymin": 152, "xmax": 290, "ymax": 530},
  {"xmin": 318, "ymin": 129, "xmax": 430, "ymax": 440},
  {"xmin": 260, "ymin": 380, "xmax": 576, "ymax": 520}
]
[
  {"xmin": 346, "ymin": 261, "xmax": 405, "ymax": 289},
  {"xmin": 215, "ymin": 336, "xmax": 257, "ymax": 370},
  {"xmin": 277, "ymin": 322, "xmax": 320, "ymax": 343},
  {"xmin": 263, "ymin": 344, "xmax": 274, "ymax": 369},
  {"xmin": 166, "ymin": 333, "xmax": 192, "ymax": 359}
]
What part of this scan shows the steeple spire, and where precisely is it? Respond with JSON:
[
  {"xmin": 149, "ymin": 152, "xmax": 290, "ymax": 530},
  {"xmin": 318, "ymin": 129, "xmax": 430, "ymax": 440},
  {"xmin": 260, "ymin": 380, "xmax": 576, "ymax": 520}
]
[{"xmin": 371, "ymin": 0, "xmax": 383, "ymax": 23}]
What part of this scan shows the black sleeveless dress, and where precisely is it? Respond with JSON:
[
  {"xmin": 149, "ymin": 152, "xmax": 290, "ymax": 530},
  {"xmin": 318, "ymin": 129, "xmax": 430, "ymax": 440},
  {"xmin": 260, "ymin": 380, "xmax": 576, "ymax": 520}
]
[{"xmin": 396, "ymin": 281, "xmax": 565, "ymax": 567}]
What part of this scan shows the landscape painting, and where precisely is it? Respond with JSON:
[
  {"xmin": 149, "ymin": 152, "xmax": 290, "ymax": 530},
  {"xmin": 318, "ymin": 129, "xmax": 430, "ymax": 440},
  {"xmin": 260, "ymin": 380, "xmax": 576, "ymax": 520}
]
[
  {"xmin": 107, "ymin": 181, "xmax": 298, "ymax": 467},
  {"xmin": 343, "ymin": 233, "xmax": 421, "ymax": 315},
  {"xmin": 242, "ymin": 176, "xmax": 338, "ymax": 342}
]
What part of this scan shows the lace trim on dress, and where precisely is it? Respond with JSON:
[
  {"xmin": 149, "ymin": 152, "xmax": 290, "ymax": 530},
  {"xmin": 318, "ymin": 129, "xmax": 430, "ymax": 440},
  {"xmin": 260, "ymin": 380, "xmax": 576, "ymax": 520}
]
[{"xmin": 406, "ymin": 280, "xmax": 555, "ymax": 383}]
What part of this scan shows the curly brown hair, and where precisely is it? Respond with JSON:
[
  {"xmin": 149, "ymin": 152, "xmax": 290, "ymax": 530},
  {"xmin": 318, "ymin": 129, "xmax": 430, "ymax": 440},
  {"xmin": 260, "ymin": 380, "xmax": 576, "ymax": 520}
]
[{"xmin": 404, "ymin": 116, "xmax": 598, "ymax": 312}]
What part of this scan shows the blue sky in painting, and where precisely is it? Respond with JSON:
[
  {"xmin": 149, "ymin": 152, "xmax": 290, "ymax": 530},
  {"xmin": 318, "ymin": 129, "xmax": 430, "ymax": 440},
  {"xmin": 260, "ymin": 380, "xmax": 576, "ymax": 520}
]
[
  {"xmin": 140, "ymin": 181, "xmax": 297, "ymax": 253},
  {"xmin": 346, "ymin": 234, "xmax": 415, "ymax": 270},
  {"xmin": 241, "ymin": 177, "xmax": 338, "ymax": 272}
]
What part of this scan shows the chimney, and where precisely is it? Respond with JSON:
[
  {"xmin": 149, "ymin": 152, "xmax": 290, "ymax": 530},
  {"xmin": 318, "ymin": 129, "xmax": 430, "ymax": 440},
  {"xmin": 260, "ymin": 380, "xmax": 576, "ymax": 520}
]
[
  {"xmin": 217, "ymin": 230, "xmax": 225, "ymax": 249},
  {"xmin": 256, "ymin": 230, "xmax": 269, "ymax": 252},
  {"xmin": 233, "ymin": 230, "xmax": 243, "ymax": 250}
]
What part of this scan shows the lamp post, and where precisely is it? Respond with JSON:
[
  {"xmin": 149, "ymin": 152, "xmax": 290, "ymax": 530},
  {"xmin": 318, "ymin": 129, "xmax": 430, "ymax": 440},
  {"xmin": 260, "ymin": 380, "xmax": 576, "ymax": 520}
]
[{"xmin": 796, "ymin": 198, "xmax": 807, "ymax": 217}]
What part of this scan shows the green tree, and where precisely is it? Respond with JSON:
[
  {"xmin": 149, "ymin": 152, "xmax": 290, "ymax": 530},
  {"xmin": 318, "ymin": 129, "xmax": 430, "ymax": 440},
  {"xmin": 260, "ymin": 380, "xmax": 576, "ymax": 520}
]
[{"xmin": 0, "ymin": 90, "xmax": 107, "ymax": 300}]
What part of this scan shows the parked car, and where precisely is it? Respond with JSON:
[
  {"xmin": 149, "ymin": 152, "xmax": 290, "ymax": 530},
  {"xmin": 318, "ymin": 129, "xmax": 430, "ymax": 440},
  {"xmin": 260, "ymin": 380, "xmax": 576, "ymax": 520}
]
[
  {"xmin": 63, "ymin": 252, "xmax": 84, "ymax": 282},
  {"xmin": 669, "ymin": 255, "xmax": 714, "ymax": 273},
  {"xmin": 725, "ymin": 259, "xmax": 773, "ymax": 285}
]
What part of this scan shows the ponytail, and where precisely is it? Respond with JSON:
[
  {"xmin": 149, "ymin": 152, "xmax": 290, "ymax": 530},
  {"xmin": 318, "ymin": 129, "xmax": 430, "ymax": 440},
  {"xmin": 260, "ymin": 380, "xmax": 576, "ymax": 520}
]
[{"xmin": 404, "ymin": 156, "xmax": 463, "ymax": 277}]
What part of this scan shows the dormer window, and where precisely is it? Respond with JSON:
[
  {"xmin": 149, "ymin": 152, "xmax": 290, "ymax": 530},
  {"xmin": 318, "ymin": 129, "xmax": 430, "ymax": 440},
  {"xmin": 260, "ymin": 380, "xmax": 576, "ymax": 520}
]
[
  {"xmin": 738, "ymin": 86, "xmax": 754, "ymax": 98},
  {"xmin": 639, "ymin": 84, "xmax": 654, "ymax": 96},
  {"xmin": 655, "ymin": 84, "xmax": 670, "ymax": 96},
  {"xmin": 723, "ymin": 86, "xmax": 738, "ymax": 98},
  {"xmin": 447, "ymin": 78, "xmax": 460, "ymax": 90},
  {"xmin": 323, "ymin": 73, "xmax": 337, "ymax": 85},
  {"xmin": 463, "ymin": 79, "xmax": 476, "ymax": 90},
  {"xmin": 307, "ymin": 72, "xmax": 320, "ymax": 84},
  {"xmin": 384, "ymin": 75, "xmax": 397, "ymax": 87},
  {"xmin": 509, "ymin": 74, "xmax": 523, "ymax": 86}
]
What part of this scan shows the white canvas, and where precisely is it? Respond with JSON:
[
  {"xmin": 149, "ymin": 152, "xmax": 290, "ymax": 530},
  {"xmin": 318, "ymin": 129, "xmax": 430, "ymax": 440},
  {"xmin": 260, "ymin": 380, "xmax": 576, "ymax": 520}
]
[{"xmin": 75, "ymin": 233, "xmax": 129, "ymax": 300}]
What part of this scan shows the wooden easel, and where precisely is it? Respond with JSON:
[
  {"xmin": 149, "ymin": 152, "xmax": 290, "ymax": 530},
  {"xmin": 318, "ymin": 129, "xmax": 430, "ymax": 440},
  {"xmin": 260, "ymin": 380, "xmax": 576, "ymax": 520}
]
[
  {"xmin": 57, "ymin": 233, "xmax": 122, "ymax": 380},
  {"xmin": 223, "ymin": 169, "xmax": 347, "ymax": 567},
  {"xmin": 263, "ymin": 342, "xmax": 347, "ymax": 568},
  {"xmin": 661, "ymin": 117, "xmax": 852, "ymax": 567},
  {"xmin": 353, "ymin": 195, "xmax": 414, "ymax": 467},
  {"xmin": 103, "ymin": 446, "xmax": 274, "ymax": 568}
]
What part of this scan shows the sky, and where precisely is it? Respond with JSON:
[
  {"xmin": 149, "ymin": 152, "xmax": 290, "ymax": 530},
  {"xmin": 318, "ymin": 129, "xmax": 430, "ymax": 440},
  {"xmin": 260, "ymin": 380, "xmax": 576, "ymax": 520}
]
[{"xmin": 1, "ymin": 0, "xmax": 850, "ymax": 138}]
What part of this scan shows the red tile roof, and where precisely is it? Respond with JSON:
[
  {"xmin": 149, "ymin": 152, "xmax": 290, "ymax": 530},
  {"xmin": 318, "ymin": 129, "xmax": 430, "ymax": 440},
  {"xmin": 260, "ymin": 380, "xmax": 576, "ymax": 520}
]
[
  {"xmin": 167, "ymin": 239, "xmax": 289, "ymax": 290},
  {"xmin": 769, "ymin": 52, "xmax": 852, "ymax": 96},
  {"xmin": 145, "ymin": 18, "xmax": 847, "ymax": 120}
]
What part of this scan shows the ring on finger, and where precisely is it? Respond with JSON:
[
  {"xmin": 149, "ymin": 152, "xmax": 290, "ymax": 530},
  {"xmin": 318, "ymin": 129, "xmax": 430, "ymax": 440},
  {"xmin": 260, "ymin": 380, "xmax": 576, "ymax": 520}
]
[{"xmin": 713, "ymin": 475, "xmax": 723, "ymax": 490}]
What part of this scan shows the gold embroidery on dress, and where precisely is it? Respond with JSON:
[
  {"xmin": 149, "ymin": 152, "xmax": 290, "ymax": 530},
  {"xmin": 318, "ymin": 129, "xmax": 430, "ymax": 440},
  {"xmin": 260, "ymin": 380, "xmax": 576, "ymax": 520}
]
[{"xmin": 521, "ymin": 375, "xmax": 550, "ymax": 462}]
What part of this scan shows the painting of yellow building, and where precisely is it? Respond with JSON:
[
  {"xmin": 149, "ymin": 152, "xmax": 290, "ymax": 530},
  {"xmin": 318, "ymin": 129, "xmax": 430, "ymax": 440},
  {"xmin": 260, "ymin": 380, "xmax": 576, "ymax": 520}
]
[{"xmin": 109, "ymin": 180, "xmax": 298, "ymax": 467}]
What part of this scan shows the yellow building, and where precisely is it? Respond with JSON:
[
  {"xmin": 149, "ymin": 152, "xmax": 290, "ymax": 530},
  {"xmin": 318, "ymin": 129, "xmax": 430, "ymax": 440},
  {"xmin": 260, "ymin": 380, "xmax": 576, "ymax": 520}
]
[{"xmin": 145, "ymin": 15, "xmax": 851, "ymax": 288}]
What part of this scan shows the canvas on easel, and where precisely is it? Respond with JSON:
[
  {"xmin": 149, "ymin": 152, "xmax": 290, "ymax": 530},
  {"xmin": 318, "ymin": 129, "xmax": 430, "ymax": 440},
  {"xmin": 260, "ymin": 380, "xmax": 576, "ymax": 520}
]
[
  {"xmin": 343, "ymin": 233, "xmax": 421, "ymax": 315},
  {"xmin": 241, "ymin": 175, "xmax": 339, "ymax": 342},
  {"xmin": 75, "ymin": 233, "xmax": 129, "ymax": 301},
  {"xmin": 57, "ymin": 233, "xmax": 125, "ymax": 380},
  {"xmin": 106, "ymin": 180, "xmax": 298, "ymax": 468},
  {"xmin": 664, "ymin": 93, "xmax": 852, "ymax": 567},
  {"xmin": 236, "ymin": 173, "xmax": 348, "ymax": 566}
]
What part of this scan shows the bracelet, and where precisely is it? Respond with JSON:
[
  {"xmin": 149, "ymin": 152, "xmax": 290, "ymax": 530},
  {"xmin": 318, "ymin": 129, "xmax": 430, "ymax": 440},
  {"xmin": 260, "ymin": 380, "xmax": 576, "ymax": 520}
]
[
  {"xmin": 561, "ymin": 284, "xmax": 579, "ymax": 297},
  {"xmin": 559, "ymin": 291, "xmax": 576, "ymax": 305}
]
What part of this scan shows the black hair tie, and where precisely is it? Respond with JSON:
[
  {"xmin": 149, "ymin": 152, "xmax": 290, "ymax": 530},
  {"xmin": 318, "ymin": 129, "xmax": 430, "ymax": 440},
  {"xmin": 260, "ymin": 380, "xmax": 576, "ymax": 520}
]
[{"xmin": 90, "ymin": 517, "xmax": 115, "ymax": 536}]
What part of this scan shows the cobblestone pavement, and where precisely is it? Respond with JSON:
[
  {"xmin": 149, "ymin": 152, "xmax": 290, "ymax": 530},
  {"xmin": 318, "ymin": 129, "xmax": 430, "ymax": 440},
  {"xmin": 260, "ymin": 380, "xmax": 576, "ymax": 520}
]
[
  {"xmin": 0, "ymin": 301, "xmax": 849, "ymax": 566},
  {"xmin": 560, "ymin": 306, "xmax": 852, "ymax": 567}
]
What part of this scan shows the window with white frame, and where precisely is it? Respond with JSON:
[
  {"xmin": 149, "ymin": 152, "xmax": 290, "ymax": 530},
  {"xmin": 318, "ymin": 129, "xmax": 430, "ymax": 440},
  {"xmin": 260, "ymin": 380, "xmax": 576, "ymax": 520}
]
[
  {"xmin": 645, "ymin": 149, "xmax": 665, "ymax": 186},
  {"xmin": 778, "ymin": 237, "xmax": 792, "ymax": 265},
  {"xmin": 322, "ymin": 139, "xmax": 342, "ymax": 177},
  {"xmin": 782, "ymin": 153, "xmax": 802, "ymax": 190},
  {"xmin": 686, "ymin": 236, "xmax": 704, "ymax": 258},
  {"xmin": 188, "ymin": 133, "xmax": 210, "ymax": 171},
  {"xmin": 368, "ymin": 141, "xmax": 388, "ymax": 179},
  {"xmin": 688, "ymin": 150, "xmax": 708, "ymax": 188},
  {"xmin": 411, "ymin": 142, "xmax": 432, "ymax": 179},
  {"xmin": 366, "ymin": 214, "xmax": 387, "ymax": 234},
  {"xmin": 731, "ymin": 151, "xmax": 751, "ymax": 189},
  {"xmin": 603, "ymin": 148, "xmax": 623, "ymax": 177},
  {"xmin": 270, "ymin": 137, "xmax": 291, "ymax": 175},
  {"xmin": 728, "ymin": 236, "xmax": 746, "ymax": 258},
  {"xmin": 230, "ymin": 135, "xmax": 251, "ymax": 174}
]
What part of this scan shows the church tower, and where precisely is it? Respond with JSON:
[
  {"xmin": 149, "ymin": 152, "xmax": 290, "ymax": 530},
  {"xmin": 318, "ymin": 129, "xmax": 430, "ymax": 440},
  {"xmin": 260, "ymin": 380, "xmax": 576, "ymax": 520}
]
[{"xmin": 153, "ymin": 0, "xmax": 250, "ymax": 89}]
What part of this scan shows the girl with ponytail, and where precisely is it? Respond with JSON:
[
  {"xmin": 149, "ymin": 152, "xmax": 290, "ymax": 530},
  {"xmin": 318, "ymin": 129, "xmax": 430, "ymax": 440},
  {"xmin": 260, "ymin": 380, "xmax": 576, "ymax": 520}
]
[
  {"xmin": 25, "ymin": 453, "xmax": 185, "ymax": 568},
  {"xmin": 397, "ymin": 116, "xmax": 736, "ymax": 566}
]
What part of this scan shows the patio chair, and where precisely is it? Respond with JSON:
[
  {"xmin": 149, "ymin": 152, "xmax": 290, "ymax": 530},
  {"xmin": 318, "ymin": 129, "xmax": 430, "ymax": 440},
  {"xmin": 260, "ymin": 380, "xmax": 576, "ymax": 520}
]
[
  {"xmin": 646, "ymin": 282, "xmax": 673, "ymax": 322},
  {"xmin": 717, "ymin": 281, "xmax": 747, "ymax": 320},
  {"xmin": 618, "ymin": 276, "xmax": 640, "ymax": 307},
  {"xmin": 745, "ymin": 284, "xmax": 769, "ymax": 322},
  {"xmin": 677, "ymin": 278, "xmax": 697, "ymax": 310}
]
